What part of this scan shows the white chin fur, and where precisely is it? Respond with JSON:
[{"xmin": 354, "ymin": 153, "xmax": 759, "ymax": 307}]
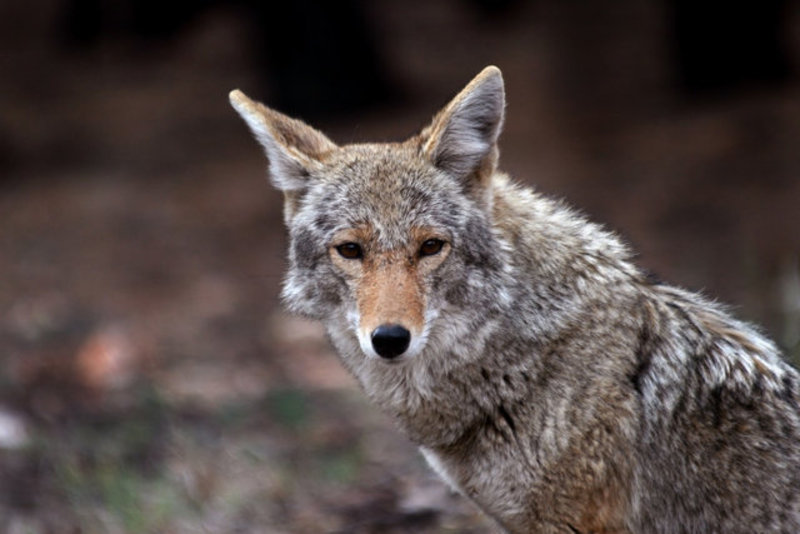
[{"xmin": 357, "ymin": 332, "xmax": 382, "ymax": 360}]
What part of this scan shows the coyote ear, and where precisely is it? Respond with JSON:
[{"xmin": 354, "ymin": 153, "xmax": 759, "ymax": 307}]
[
  {"xmin": 229, "ymin": 89, "xmax": 336, "ymax": 192},
  {"xmin": 421, "ymin": 66, "xmax": 505, "ymax": 188}
]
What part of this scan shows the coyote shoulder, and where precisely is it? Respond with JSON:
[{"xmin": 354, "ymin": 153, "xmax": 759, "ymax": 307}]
[{"xmin": 230, "ymin": 66, "xmax": 800, "ymax": 533}]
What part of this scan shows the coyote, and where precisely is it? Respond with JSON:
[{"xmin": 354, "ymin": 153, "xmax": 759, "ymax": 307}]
[{"xmin": 230, "ymin": 67, "xmax": 800, "ymax": 533}]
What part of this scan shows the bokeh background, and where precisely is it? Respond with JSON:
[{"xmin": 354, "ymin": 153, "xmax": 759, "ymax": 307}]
[{"xmin": 1, "ymin": 1, "xmax": 799, "ymax": 532}]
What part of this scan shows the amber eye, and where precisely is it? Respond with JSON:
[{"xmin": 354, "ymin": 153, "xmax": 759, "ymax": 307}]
[
  {"xmin": 336, "ymin": 242, "xmax": 363, "ymax": 260},
  {"xmin": 419, "ymin": 238, "xmax": 445, "ymax": 257}
]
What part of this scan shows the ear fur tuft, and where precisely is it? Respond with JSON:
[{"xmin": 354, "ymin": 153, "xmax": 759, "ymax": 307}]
[
  {"xmin": 422, "ymin": 66, "xmax": 506, "ymax": 181},
  {"xmin": 229, "ymin": 89, "xmax": 336, "ymax": 191}
]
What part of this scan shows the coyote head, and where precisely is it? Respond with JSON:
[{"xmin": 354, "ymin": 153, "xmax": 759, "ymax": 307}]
[{"xmin": 230, "ymin": 67, "xmax": 508, "ymax": 368}]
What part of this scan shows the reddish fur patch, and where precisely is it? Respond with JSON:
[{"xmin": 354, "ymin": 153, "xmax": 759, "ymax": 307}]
[
  {"xmin": 576, "ymin": 485, "xmax": 631, "ymax": 534},
  {"xmin": 357, "ymin": 250, "xmax": 426, "ymax": 335}
]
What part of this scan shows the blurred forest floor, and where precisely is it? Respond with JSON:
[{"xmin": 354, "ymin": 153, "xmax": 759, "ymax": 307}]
[{"xmin": 1, "ymin": 2, "xmax": 799, "ymax": 533}]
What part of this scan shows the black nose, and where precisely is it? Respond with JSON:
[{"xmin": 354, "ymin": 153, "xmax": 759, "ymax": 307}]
[{"xmin": 371, "ymin": 324, "xmax": 411, "ymax": 359}]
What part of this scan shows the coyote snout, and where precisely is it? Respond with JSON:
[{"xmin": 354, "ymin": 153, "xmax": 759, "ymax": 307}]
[
  {"xmin": 341, "ymin": 235, "xmax": 446, "ymax": 362},
  {"xmin": 350, "ymin": 250, "xmax": 425, "ymax": 361}
]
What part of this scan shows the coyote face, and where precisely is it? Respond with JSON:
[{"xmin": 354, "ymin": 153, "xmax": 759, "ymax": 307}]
[{"xmin": 230, "ymin": 68, "xmax": 507, "ymax": 368}]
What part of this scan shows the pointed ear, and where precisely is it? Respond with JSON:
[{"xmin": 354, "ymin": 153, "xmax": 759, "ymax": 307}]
[
  {"xmin": 229, "ymin": 89, "xmax": 336, "ymax": 191},
  {"xmin": 421, "ymin": 66, "xmax": 505, "ymax": 183}
]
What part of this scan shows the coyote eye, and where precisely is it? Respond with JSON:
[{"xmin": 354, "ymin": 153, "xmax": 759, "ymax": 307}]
[
  {"xmin": 419, "ymin": 238, "xmax": 445, "ymax": 257},
  {"xmin": 336, "ymin": 242, "xmax": 363, "ymax": 260}
]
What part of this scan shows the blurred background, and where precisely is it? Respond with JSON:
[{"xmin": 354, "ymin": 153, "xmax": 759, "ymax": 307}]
[{"xmin": 1, "ymin": 1, "xmax": 799, "ymax": 532}]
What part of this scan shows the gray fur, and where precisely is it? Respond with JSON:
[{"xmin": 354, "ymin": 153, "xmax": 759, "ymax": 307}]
[{"xmin": 230, "ymin": 67, "xmax": 800, "ymax": 533}]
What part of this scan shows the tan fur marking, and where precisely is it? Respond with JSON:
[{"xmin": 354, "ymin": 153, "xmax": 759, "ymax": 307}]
[
  {"xmin": 357, "ymin": 249, "xmax": 426, "ymax": 335},
  {"xmin": 564, "ymin": 411, "xmax": 633, "ymax": 534},
  {"xmin": 695, "ymin": 311, "xmax": 759, "ymax": 355},
  {"xmin": 576, "ymin": 485, "xmax": 631, "ymax": 534},
  {"xmin": 752, "ymin": 355, "xmax": 772, "ymax": 376},
  {"xmin": 693, "ymin": 310, "xmax": 778, "ymax": 379}
]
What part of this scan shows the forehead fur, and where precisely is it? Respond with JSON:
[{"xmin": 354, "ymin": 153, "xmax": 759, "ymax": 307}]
[{"xmin": 296, "ymin": 141, "xmax": 470, "ymax": 246}]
